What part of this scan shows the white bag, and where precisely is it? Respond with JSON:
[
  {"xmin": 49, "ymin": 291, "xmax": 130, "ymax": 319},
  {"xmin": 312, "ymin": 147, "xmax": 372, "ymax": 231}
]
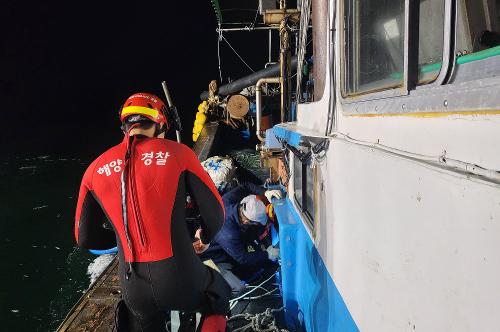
[{"xmin": 201, "ymin": 156, "xmax": 237, "ymax": 193}]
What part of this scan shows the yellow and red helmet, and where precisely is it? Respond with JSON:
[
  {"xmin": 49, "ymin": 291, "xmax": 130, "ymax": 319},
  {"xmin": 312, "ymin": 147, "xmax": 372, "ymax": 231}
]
[{"xmin": 120, "ymin": 93, "xmax": 168, "ymax": 128}]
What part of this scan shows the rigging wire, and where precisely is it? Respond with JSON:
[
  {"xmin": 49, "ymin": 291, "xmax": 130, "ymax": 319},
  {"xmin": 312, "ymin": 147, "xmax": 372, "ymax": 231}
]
[
  {"xmin": 245, "ymin": 3, "xmax": 260, "ymax": 30},
  {"xmin": 217, "ymin": 24, "xmax": 223, "ymax": 83},
  {"xmin": 246, "ymin": 285, "xmax": 271, "ymax": 292},
  {"xmin": 221, "ymin": 34, "xmax": 256, "ymax": 73},
  {"xmin": 242, "ymin": 287, "xmax": 279, "ymax": 301}
]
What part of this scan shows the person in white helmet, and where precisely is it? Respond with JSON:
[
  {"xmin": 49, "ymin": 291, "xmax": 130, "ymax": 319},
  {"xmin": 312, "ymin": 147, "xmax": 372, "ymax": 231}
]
[{"xmin": 195, "ymin": 182, "xmax": 282, "ymax": 292}]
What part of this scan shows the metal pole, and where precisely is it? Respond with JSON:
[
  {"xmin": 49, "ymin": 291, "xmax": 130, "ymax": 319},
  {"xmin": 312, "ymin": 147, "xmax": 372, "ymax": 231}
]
[
  {"xmin": 217, "ymin": 26, "xmax": 280, "ymax": 32},
  {"xmin": 269, "ymin": 29, "xmax": 272, "ymax": 63},
  {"xmin": 279, "ymin": 0, "xmax": 292, "ymax": 123},
  {"xmin": 161, "ymin": 81, "xmax": 182, "ymax": 143},
  {"xmin": 256, "ymin": 77, "xmax": 281, "ymax": 142},
  {"xmin": 216, "ymin": 26, "xmax": 307, "ymax": 33}
]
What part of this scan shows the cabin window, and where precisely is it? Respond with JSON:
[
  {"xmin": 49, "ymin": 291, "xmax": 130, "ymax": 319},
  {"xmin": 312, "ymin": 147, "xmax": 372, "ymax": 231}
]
[
  {"xmin": 343, "ymin": 0, "xmax": 447, "ymax": 95},
  {"xmin": 418, "ymin": 0, "xmax": 445, "ymax": 84},
  {"xmin": 293, "ymin": 155, "xmax": 303, "ymax": 209},
  {"xmin": 343, "ymin": 0, "xmax": 406, "ymax": 95},
  {"xmin": 293, "ymin": 155, "xmax": 314, "ymax": 224},
  {"xmin": 456, "ymin": 0, "xmax": 500, "ymax": 54},
  {"xmin": 305, "ymin": 165, "xmax": 314, "ymax": 220}
]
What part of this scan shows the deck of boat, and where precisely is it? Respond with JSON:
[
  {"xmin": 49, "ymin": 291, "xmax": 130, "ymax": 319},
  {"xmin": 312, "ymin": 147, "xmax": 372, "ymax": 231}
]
[
  {"xmin": 57, "ymin": 123, "xmax": 288, "ymax": 331},
  {"xmin": 58, "ymin": 259, "xmax": 120, "ymax": 331}
]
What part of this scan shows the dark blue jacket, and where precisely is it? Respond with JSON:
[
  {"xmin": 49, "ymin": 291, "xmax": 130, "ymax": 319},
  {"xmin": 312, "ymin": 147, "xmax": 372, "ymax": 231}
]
[{"xmin": 202, "ymin": 182, "xmax": 269, "ymax": 267}]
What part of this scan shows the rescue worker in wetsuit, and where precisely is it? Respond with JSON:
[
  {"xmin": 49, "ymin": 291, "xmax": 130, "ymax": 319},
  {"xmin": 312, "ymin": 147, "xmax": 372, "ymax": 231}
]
[
  {"xmin": 74, "ymin": 92, "xmax": 230, "ymax": 331},
  {"xmin": 198, "ymin": 182, "xmax": 282, "ymax": 292}
]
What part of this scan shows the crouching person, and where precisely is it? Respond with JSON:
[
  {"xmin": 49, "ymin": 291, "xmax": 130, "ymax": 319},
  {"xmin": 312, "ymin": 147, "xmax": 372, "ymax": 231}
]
[
  {"xmin": 74, "ymin": 93, "xmax": 230, "ymax": 331},
  {"xmin": 195, "ymin": 182, "xmax": 282, "ymax": 293}
]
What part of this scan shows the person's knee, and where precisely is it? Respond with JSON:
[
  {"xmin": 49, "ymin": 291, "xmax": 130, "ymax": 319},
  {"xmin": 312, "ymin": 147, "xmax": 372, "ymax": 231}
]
[
  {"xmin": 204, "ymin": 269, "xmax": 231, "ymax": 314},
  {"xmin": 219, "ymin": 265, "xmax": 246, "ymax": 294}
]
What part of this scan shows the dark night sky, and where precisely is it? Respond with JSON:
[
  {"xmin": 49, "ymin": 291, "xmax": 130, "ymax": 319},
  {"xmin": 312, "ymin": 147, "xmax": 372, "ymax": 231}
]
[{"xmin": 1, "ymin": 1, "xmax": 270, "ymax": 158}]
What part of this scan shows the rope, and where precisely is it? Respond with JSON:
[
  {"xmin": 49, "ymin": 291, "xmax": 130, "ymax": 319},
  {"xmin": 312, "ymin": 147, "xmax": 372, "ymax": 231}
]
[
  {"xmin": 279, "ymin": 19, "xmax": 289, "ymax": 50},
  {"xmin": 242, "ymin": 288, "xmax": 279, "ymax": 300},
  {"xmin": 228, "ymin": 307, "xmax": 288, "ymax": 332},
  {"xmin": 246, "ymin": 285, "xmax": 271, "ymax": 292},
  {"xmin": 208, "ymin": 80, "xmax": 219, "ymax": 107},
  {"xmin": 229, "ymin": 273, "xmax": 276, "ymax": 311},
  {"xmin": 229, "ymin": 274, "xmax": 275, "ymax": 305}
]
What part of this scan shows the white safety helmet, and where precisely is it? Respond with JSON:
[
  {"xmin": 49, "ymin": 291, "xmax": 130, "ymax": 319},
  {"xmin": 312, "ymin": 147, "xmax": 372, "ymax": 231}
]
[{"xmin": 240, "ymin": 195, "xmax": 267, "ymax": 225}]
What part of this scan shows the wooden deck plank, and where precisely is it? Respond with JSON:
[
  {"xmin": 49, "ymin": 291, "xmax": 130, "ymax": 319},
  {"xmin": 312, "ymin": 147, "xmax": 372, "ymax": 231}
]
[{"xmin": 58, "ymin": 259, "xmax": 120, "ymax": 332}]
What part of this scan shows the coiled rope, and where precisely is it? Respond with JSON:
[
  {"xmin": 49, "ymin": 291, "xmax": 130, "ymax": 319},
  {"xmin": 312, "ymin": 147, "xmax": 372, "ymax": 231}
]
[{"xmin": 228, "ymin": 307, "xmax": 289, "ymax": 332}]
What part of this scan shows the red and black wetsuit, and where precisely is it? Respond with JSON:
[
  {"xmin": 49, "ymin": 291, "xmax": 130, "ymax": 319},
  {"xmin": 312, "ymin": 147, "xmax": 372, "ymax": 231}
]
[{"xmin": 75, "ymin": 135, "xmax": 230, "ymax": 330}]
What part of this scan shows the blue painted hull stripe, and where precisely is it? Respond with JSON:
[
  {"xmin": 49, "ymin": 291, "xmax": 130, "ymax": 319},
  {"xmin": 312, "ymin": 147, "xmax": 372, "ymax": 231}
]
[{"xmin": 274, "ymin": 198, "xmax": 359, "ymax": 331}]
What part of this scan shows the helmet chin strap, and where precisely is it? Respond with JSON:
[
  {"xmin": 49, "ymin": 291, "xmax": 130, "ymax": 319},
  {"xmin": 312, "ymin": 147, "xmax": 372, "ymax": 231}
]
[
  {"xmin": 121, "ymin": 121, "xmax": 169, "ymax": 138},
  {"xmin": 121, "ymin": 122, "xmax": 140, "ymax": 135}
]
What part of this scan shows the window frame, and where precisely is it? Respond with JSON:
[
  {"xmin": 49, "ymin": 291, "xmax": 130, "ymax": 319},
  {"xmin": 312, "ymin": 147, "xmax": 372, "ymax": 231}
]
[
  {"xmin": 339, "ymin": 0, "xmax": 456, "ymax": 106},
  {"xmin": 293, "ymin": 154, "xmax": 315, "ymax": 229}
]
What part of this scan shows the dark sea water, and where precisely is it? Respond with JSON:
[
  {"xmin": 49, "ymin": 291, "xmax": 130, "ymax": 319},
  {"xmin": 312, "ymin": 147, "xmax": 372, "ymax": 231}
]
[{"xmin": 0, "ymin": 155, "xmax": 106, "ymax": 331}]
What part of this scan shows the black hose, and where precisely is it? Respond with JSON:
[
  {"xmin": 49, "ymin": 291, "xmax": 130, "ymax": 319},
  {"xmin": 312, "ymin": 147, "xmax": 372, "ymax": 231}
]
[{"xmin": 200, "ymin": 56, "xmax": 298, "ymax": 100}]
